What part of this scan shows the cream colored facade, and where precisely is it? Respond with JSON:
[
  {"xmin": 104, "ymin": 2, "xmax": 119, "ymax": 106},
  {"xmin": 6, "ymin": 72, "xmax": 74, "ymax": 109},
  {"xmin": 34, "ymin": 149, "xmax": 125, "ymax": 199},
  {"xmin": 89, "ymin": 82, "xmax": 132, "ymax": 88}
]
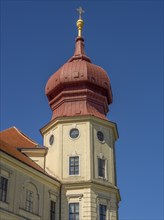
[
  {"xmin": 0, "ymin": 150, "xmax": 60, "ymax": 220},
  {"xmin": 41, "ymin": 115, "xmax": 120, "ymax": 220},
  {"xmin": 0, "ymin": 115, "xmax": 120, "ymax": 220},
  {"xmin": 1, "ymin": 8, "xmax": 121, "ymax": 220},
  {"xmin": 1, "ymin": 20, "xmax": 120, "ymax": 219}
]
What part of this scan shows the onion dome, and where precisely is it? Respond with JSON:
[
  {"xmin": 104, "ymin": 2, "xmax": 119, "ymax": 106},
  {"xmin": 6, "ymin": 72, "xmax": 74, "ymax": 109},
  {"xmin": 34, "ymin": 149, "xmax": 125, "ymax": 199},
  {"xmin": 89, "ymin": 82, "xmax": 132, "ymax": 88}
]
[{"xmin": 45, "ymin": 8, "xmax": 113, "ymax": 121}]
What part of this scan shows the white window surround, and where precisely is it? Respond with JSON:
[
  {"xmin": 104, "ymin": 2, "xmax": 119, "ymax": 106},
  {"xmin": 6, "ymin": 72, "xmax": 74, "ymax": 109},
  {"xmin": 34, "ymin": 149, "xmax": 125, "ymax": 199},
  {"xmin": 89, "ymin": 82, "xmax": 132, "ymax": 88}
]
[
  {"xmin": 68, "ymin": 128, "xmax": 81, "ymax": 141},
  {"xmin": 20, "ymin": 180, "xmax": 39, "ymax": 215},
  {"xmin": 97, "ymin": 130, "xmax": 105, "ymax": 144},
  {"xmin": 68, "ymin": 153, "xmax": 81, "ymax": 177},
  {"xmin": 0, "ymin": 165, "xmax": 13, "ymax": 204},
  {"xmin": 0, "ymin": 176, "xmax": 8, "ymax": 203},
  {"xmin": 99, "ymin": 204, "xmax": 107, "ymax": 220},
  {"xmin": 49, "ymin": 190, "xmax": 59, "ymax": 220},
  {"xmin": 69, "ymin": 202, "xmax": 79, "ymax": 220},
  {"xmin": 48, "ymin": 189, "xmax": 58, "ymax": 202},
  {"xmin": 66, "ymin": 193, "xmax": 83, "ymax": 200},
  {"xmin": 66, "ymin": 194, "xmax": 83, "ymax": 220},
  {"xmin": 69, "ymin": 156, "xmax": 79, "ymax": 176},
  {"xmin": 50, "ymin": 200, "xmax": 56, "ymax": 220},
  {"xmin": 0, "ymin": 164, "xmax": 13, "ymax": 177},
  {"xmin": 97, "ymin": 197, "xmax": 110, "ymax": 220},
  {"xmin": 25, "ymin": 189, "xmax": 34, "ymax": 213},
  {"xmin": 45, "ymin": 128, "xmax": 56, "ymax": 148},
  {"xmin": 97, "ymin": 154, "xmax": 108, "ymax": 181}
]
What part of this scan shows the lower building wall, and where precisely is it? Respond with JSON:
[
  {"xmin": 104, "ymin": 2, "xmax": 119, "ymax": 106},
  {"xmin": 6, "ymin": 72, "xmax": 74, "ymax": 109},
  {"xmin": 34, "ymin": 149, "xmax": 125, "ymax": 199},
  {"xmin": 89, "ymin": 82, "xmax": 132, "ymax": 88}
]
[
  {"xmin": 0, "ymin": 209, "xmax": 23, "ymax": 220},
  {"xmin": 1, "ymin": 153, "xmax": 120, "ymax": 220},
  {"xmin": 61, "ymin": 184, "xmax": 119, "ymax": 220},
  {"xmin": 0, "ymin": 154, "xmax": 60, "ymax": 220}
]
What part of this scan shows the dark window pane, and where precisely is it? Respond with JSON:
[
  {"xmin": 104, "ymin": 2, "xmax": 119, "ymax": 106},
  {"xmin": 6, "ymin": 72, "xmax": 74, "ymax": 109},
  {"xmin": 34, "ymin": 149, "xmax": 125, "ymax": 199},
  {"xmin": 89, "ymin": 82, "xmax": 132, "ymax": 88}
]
[
  {"xmin": 75, "ymin": 215, "xmax": 79, "ymax": 220},
  {"xmin": 97, "ymin": 131, "xmax": 105, "ymax": 142},
  {"xmin": 75, "ymin": 170, "xmax": 79, "ymax": 175},
  {"xmin": 26, "ymin": 189, "xmax": 34, "ymax": 212},
  {"xmin": 69, "ymin": 204, "xmax": 74, "ymax": 213},
  {"xmin": 99, "ymin": 204, "xmax": 106, "ymax": 220},
  {"xmin": 98, "ymin": 159, "xmax": 105, "ymax": 178},
  {"xmin": 70, "ymin": 129, "xmax": 79, "ymax": 139},
  {"xmin": 69, "ymin": 157, "xmax": 79, "ymax": 175},
  {"xmin": 0, "ymin": 176, "xmax": 8, "ymax": 202},
  {"xmin": 70, "ymin": 159, "xmax": 74, "ymax": 165},
  {"xmin": 69, "ymin": 214, "xmax": 73, "ymax": 220},
  {"xmin": 50, "ymin": 201, "xmax": 56, "ymax": 220},
  {"xmin": 75, "ymin": 203, "xmax": 79, "ymax": 212},
  {"xmin": 69, "ymin": 203, "xmax": 79, "ymax": 220}
]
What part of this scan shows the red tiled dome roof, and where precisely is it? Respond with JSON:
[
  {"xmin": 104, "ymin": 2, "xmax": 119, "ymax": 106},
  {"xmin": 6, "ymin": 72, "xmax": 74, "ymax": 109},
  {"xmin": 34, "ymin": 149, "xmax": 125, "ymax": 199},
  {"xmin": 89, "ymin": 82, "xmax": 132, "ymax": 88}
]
[{"xmin": 45, "ymin": 37, "xmax": 113, "ymax": 121}]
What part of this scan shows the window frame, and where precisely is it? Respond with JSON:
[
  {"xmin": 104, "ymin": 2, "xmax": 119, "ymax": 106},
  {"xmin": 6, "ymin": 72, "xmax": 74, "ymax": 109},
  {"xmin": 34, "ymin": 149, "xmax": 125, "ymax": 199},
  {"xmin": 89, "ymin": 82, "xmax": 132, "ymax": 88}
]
[
  {"xmin": 99, "ymin": 204, "xmax": 107, "ymax": 220},
  {"xmin": 50, "ymin": 200, "xmax": 56, "ymax": 220},
  {"xmin": 98, "ymin": 158, "xmax": 106, "ymax": 178},
  {"xmin": 97, "ymin": 131, "xmax": 105, "ymax": 143},
  {"xmin": 0, "ymin": 176, "xmax": 8, "ymax": 202},
  {"xmin": 69, "ymin": 202, "xmax": 79, "ymax": 220},
  {"xmin": 25, "ymin": 189, "xmax": 34, "ymax": 213},
  {"xmin": 69, "ymin": 128, "xmax": 80, "ymax": 139},
  {"xmin": 69, "ymin": 156, "xmax": 80, "ymax": 176}
]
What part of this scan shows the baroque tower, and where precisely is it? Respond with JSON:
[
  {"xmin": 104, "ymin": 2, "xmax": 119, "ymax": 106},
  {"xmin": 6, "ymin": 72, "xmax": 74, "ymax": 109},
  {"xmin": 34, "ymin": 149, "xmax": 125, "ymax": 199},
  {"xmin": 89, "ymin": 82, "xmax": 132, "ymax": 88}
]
[{"xmin": 40, "ymin": 8, "xmax": 121, "ymax": 220}]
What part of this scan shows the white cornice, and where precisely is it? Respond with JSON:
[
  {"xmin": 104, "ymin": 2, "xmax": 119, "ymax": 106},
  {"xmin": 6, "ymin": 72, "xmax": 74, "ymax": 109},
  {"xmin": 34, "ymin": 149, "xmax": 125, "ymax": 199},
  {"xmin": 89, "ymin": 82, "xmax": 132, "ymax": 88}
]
[{"xmin": 40, "ymin": 115, "xmax": 119, "ymax": 141}]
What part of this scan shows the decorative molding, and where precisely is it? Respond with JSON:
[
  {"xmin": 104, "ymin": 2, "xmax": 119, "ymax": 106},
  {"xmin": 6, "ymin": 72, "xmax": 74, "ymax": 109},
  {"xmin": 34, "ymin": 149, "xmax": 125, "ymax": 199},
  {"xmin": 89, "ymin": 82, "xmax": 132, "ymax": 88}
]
[
  {"xmin": 48, "ymin": 189, "xmax": 59, "ymax": 198},
  {"xmin": 0, "ymin": 164, "xmax": 13, "ymax": 177},
  {"xmin": 70, "ymin": 151, "xmax": 78, "ymax": 156},
  {"xmin": 98, "ymin": 193, "xmax": 112, "ymax": 201},
  {"xmin": 72, "ymin": 123, "xmax": 77, "ymax": 128},
  {"xmin": 99, "ymin": 153, "xmax": 104, "ymax": 159},
  {"xmin": 66, "ymin": 193, "xmax": 83, "ymax": 201}
]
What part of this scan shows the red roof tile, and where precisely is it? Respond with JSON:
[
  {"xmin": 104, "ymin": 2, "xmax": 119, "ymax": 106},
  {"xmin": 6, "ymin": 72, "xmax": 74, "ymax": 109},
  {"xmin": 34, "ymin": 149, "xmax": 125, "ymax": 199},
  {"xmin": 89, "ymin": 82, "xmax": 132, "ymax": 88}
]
[
  {"xmin": 0, "ymin": 130, "xmax": 60, "ymax": 183},
  {"xmin": 0, "ymin": 127, "xmax": 38, "ymax": 148},
  {"xmin": 45, "ymin": 37, "xmax": 113, "ymax": 121},
  {"xmin": 0, "ymin": 139, "xmax": 45, "ymax": 173}
]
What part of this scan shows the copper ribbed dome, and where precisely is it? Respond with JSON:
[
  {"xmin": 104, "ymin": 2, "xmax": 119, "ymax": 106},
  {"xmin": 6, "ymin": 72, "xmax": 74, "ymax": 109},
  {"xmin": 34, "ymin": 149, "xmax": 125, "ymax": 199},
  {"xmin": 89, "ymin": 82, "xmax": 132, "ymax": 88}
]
[{"xmin": 45, "ymin": 36, "xmax": 113, "ymax": 121}]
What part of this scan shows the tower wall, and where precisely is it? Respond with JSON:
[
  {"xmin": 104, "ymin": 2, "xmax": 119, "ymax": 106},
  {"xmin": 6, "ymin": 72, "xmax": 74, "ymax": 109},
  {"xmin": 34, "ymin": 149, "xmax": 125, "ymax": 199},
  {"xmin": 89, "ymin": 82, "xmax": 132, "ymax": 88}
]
[
  {"xmin": 60, "ymin": 184, "xmax": 119, "ymax": 220},
  {"xmin": 41, "ymin": 116, "xmax": 120, "ymax": 220}
]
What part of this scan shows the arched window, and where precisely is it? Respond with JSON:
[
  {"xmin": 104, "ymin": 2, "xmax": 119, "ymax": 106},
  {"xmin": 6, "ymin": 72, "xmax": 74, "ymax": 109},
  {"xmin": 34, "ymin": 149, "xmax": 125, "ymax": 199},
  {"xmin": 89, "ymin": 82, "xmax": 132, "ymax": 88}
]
[{"xmin": 21, "ymin": 181, "xmax": 39, "ymax": 215}]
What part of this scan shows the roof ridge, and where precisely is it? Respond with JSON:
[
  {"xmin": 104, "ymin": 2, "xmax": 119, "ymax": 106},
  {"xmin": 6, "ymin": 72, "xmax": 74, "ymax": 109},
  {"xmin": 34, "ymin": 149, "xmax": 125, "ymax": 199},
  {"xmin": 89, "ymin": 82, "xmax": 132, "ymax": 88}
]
[
  {"xmin": 14, "ymin": 127, "xmax": 38, "ymax": 145},
  {"xmin": 0, "ymin": 126, "xmax": 15, "ymax": 133}
]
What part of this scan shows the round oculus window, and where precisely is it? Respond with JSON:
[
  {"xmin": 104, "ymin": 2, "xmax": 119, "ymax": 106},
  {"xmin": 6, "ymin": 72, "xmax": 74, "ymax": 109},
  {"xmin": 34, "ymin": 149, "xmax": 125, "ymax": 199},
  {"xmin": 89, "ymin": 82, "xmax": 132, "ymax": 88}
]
[
  {"xmin": 49, "ymin": 134, "xmax": 54, "ymax": 145},
  {"xmin": 70, "ymin": 128, "xmax": 79, "ymax": 139},
  {"xmin": 97, "ymin": 131, "xmax": 105, "ymax": 142}
]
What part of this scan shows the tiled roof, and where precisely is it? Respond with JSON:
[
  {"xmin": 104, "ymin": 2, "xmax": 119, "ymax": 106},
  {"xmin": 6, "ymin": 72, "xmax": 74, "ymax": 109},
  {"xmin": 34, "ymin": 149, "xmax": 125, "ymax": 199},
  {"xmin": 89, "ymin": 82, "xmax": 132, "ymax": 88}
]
[
  {"xmin": 45, "ymin": 36, "xmax": 112, "ymax": 121},
  {"xmin": 0, "ymin": 127, "xmax": 38, "ymax": 148},
  {"xmin": 0, "ymin": 127, "xmax": 60, "ymax": 183},
  {"xmin": 0, "ymin": 139, "xmax": 45, "ymax": 174}
]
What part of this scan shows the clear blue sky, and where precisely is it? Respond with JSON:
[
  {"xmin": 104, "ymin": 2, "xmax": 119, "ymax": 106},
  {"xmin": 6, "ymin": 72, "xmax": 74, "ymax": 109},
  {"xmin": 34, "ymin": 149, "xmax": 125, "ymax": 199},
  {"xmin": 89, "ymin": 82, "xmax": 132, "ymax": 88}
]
[{"xmin": 1, "ymin": 1, "xmax": 163, "ymax": 219}]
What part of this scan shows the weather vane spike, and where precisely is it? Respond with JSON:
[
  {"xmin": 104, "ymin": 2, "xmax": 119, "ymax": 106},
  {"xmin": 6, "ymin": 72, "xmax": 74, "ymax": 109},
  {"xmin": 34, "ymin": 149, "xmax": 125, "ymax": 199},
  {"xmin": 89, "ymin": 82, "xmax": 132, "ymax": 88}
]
[
  {"xmin": 76, "ymin": 6, "xmax": 85, "ymax": 19},
  {"xmin": 76, "ymin": 6, "xmax": 85, "ymax": 37}
]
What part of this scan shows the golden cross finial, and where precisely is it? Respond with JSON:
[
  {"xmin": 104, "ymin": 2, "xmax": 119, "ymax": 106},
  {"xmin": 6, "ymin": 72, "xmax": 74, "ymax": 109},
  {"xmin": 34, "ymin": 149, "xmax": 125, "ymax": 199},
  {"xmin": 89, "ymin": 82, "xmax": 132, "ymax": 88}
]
[
  {"xmin": 76, "ymin": 6, "xmax": 85, "ymax": 19},
  {"xmin": 76, "ymin": 7, "xmax": 85, "ymax": 37}
]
